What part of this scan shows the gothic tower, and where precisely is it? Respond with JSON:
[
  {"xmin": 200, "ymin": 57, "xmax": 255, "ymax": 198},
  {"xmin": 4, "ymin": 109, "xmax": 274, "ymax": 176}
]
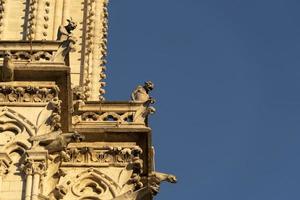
[{"xmin": 0, "ymin": 0, "xmax": 176, "ymax": 199}]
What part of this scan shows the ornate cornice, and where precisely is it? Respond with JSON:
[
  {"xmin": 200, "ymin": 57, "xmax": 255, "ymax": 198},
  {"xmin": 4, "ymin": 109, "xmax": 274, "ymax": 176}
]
[
  {"xmin": 62, "ymin": 145, "xmax": 143, "ymax": 168},
  {"xmin": 0, "ymin": 82, "xmax": 59, "ymax": 104}
]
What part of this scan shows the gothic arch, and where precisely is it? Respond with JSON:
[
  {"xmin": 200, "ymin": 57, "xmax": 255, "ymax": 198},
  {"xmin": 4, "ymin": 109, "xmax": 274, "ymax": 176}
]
[
  {"xmin": 4, "ymin": 140, "xmax": 31, "ymax": 155},
  {"xmin": 0, "ymin": 107, "xmax": 36, "ymax": 137},
  {"xmin": 60, "ymin": 168, "xmax": 120, "ymax": 200}
]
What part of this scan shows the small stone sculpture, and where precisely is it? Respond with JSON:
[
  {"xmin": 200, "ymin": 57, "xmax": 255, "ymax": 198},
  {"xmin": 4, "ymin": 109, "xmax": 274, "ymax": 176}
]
[
  {"xmin": 131, "ymin": 81, "xmax": 155, "ymax": 103},
  {"xmin": 2, "ymin": 51, "xmax": 14, "ymax": 82},
  {"xmin": 53, "ymin": 18, "xmax": 77, "ymax": 62},
  {"xmin": 57, "ymin": 18, "xmax": 77, "ymax": 41},
  {"xmin": 29, "ymin": 131, "xmax": 85, "ymax": 153},
  {"xmin": 148, "ymin": 172, "xmax": 177, "ymax": 196}
]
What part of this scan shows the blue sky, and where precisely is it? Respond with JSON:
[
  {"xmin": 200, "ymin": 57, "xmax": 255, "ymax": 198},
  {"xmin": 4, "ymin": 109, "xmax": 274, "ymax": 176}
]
[{"xmin": 106, "ymin": 1, "xmax": 300, "ymax": 199}]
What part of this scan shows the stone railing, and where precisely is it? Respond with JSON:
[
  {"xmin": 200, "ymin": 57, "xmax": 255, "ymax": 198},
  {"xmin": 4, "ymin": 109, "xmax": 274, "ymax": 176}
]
[{"xmin": 72, "ymin": 101, "xmax": 155, "ymax": 129}]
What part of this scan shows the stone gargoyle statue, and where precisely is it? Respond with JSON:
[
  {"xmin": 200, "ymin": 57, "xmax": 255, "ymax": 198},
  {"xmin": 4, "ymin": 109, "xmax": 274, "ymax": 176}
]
[
  {"xmin": 111, "ymin": 172, "xmax": 177, "ymax": 200},
  {"xmin": 131, "ymin": 81, "xmax": 155, "ymax": 103},
  {"xmin": 29, "ymin": 130, "xmax": 85, "ymax": 154},
  {"xmin": 52, "ymin": 18, "xmax": 77, "ymax": 62},
  {"xmin": 148, "ymin": 171, "xmax": 177, "ymax": 196},
  {"xmin": 131, "ymin": 81, "xmax": 156, "ymax": 125},
  {"xmin": 57, "ymin": 18, "xmax": 77, "ymax": 41},
  {"xmin": 1, "ymin": 51, "xmax": 15, "ymax": 82}
]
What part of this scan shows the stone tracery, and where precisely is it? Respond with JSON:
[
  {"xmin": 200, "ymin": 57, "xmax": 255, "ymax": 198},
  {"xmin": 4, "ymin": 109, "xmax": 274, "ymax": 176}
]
[{"xmin": 0, "ymin": 1, "xmax": 176, "ymax": 199}]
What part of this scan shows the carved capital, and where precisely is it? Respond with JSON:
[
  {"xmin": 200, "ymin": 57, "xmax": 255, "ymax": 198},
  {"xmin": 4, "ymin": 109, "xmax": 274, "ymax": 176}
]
[
  {"xmin": 32, "ymin": 161, "xmax": 47, "ymax": 175},
  {"xmin": 21, "ymin": 159, "xmax": 47, "ymax": 176},
  {"xmin": 21, "ymin": 159, "xmax": 34, "ymax": 175},
  {"xmin": 22, "ymin": 150, "xmax": 48, "ymax": 176}
]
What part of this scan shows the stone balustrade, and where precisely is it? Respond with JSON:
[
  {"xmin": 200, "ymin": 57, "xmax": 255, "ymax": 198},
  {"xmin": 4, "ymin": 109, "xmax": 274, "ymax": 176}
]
[{"xmin": 72, "ymin": 101, "xmax": 155, "ymax": 129}]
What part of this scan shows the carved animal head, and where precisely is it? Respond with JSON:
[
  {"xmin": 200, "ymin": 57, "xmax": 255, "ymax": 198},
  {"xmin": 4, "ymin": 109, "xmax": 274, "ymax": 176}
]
[
  {"xmin": 3, "ymin": 51, "xmax": 12, "ymax": 59},
  {"xmin": 166, "ymin": 175, "xmax": 177, "ymax": 183},
  {"xmin": 73, "ymin": 86, "xmax": 87, "ymax": 100},
  {"xmin": 66, "ymin": 18, "xmax": 77, "ymax": 32},
  {"xmin": 71, "ymin": 132, "xmax": 85, "ymax": 142},
  {"xmin": 144, "ymin": 81, "xmax": 154, "ymax": 92},
  {"xmin": 54, "ymin": 185, "xmax": 67, "ymax": 198}
]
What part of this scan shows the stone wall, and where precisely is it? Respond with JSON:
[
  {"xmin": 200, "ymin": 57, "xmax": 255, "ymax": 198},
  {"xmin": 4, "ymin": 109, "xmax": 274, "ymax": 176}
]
[{"xmin": 0, "ymin": 0, "xmax": 108, "ymax": 100}]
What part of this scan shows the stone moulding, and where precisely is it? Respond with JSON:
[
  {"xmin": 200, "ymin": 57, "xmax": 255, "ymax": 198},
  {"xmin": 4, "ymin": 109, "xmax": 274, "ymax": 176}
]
[
  {"xmin": 0, "ymin": 81, "xmax": 59, "ymax": 104},
  {"xmin": 0, "ymin": 41, "xmax": 71, "ymax": 64},
  {"xmin": 0, "ymin": 27, "xmax": 176, "ymax": 200},
  {"xmin": 61, "ymin": 145, "xmax": 143, "ymax": 167}
]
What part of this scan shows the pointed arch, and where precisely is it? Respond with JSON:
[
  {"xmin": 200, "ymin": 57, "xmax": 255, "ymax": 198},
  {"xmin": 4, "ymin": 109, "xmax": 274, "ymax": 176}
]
[
  {"xmin": 0, "ymin": 107, "xmax": 36, "ymax": 136},
  {"xmin": 4, "ymin": 140, "xmax": 31, "ymax": 154},
  {"xmin": 71, "ymin": 169, "xmax": 119, "ymax": 199},
  {"xmin": 59, "ymin": 168, "xmax": 120, "ymax": 200}
]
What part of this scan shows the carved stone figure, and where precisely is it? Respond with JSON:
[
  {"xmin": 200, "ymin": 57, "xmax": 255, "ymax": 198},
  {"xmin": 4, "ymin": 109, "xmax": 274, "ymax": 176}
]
[
  {"xmin": 57, "ymin": 18, "xmax": 77, "ymax": 41},
  {"xmin": 1, "ymin": 51, "xmax": 14, "ymax": 82},
  {"xmin": 131, "ymin": 81, "xmax": 155, "ymax": 103},
  {"xmin": 0, "ymin": 1, "xmax": 177, "ymax": 199},
  {"xmin": 53, "ymin": 18, "xmax": 77, "ymax": 62},
  {"xmin": 148, "ymin": 172, "xmax": 177, "ymax": 196},
  {"xmin": 29, "ymin": 131, "xmax": 85, "ymax": 153},
  {"xmin": 72, "ymin": 85, "xmax": 89, "ymax": 110}
]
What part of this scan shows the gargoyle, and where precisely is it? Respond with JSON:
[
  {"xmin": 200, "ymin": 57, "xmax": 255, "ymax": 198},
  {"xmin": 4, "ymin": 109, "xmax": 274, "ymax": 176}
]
[
  {"xmin": 112, "ymin": 172, "xmax": 177, "ymax": 200},
  {"xmin": 29, "ymin": 131, "xmax": 85, "ymax": 153},
  {"xmin": 2, "ymin": 51, "xmax": 14, "ymax": 82},
  {"xmin": 131, "ymin": 81, "xmax": 155, "ymax": 103},
  {"xmin": 57, "ymin": 18, "xmax": 77, "ymax": 41},
  {"xmin": 72, "ymin": 85, "xmax": 89, "ymax": 109},
  {"xmin": 148, "ymin": 172, "xmax": 177, "ymax": 196},
  {"xmin": 53, "ymin": 18, "xmax": 77, "ymax": 62},
  {"xmin": 131, "ymin": 81, "xmax": 156, "ymax": 125}
]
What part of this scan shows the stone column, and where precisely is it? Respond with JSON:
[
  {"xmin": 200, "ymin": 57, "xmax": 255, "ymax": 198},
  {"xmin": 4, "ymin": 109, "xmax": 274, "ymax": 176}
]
[
  {"xmin": 0, "ymin": 164, "xmax": 8, "ymax": 191},
  {"xmin": 0, "ymin": 0, "xmax": 8, "ymax": 40},
  {"xmin": 25, "ymin": 174, "xmax": 33, "ymax": 200},
  {"xmin": 90, "ymin": 0, "xmax": 102, "ymax": 101},
  {"xmin": 53, "ymin": 0, "xmax": 63, "ymax": 39},
  {"xmin": 35, "ymin": 0, "xmax": 45, "ymax": 39},
  {"xmin": 62, "ymin": 0, "xmax": 71, "ymax": 24},
  {"xmin": 23, "ymin": 161, "xmax": 33, "ymax": 200},
  {"xmin": 24, "ymin": 150, "xmax": 48, "ymax": 200},
  {"xmin": 28, "ymin": 0, "xmax": 38, "ymax": 40},
  {"xmin": 31, "ymin": 170, "xmax": 41, "ymax": 200},
  {"xmin": 0, "ymin": 153, "xmax": 11, "ymax": 191}
]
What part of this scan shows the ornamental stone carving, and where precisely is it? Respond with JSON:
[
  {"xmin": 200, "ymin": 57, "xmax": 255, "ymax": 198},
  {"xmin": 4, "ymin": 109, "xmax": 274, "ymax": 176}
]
[
  {"xmin": 131, "ymin": 81, "xmax": 155, "ymax": 103},
  {"xmin": 0, "ymin": 83, "xmax": 59, "ymax": 103},
  {"xmin": 53, "ymin": 19, "xmax": 77, "ymax": 62},
  {"xmin": 29, "ymin": 131, "xmax": 84, "ymax": 154},
  {"xmin": 0, "ymin": 1, "xmax": 176, "ymax": 199},
  {"xmin": 1, "ymin": 51, "xmax": 14, "ymax": 82}
]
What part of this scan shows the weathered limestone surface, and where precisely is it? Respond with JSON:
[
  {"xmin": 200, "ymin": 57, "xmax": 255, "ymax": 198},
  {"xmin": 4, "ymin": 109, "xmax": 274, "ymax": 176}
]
[
  {"xmin": 0, "ymin": 1, "xmax": 176, "ymax": 200},
  {"xmin": 0, "ymin": 0, "xmax": 108, "ymax": 101}
]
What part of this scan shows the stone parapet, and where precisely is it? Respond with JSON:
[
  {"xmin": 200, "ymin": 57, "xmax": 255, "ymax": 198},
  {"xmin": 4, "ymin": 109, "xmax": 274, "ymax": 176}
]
[{"xmin": 72, "ymin": 101, "xmax": 155, "ymax": 129}]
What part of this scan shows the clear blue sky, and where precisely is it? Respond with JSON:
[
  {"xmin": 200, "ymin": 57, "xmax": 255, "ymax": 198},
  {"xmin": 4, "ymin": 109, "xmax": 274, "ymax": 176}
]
[{"xmin": 106, "ymin": 1, "xmax": 300, "ymax": 199}]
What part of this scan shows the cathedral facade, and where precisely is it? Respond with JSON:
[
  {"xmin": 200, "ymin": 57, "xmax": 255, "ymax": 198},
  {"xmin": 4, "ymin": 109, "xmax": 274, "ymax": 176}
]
[{"xmin": 0, "ymin": 0, "xmax": 175, "ymax": 199}]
